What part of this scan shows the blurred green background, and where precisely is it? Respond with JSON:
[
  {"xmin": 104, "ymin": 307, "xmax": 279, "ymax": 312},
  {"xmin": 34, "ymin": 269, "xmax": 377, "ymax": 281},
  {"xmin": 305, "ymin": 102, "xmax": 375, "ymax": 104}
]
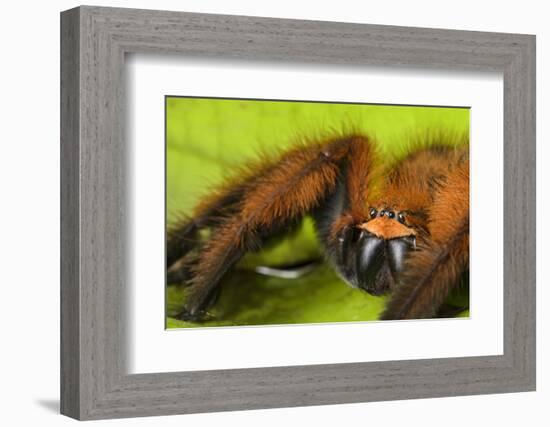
[{"xmin": 166, "ymin": 97, "xmax": 470, "ymax": 329}]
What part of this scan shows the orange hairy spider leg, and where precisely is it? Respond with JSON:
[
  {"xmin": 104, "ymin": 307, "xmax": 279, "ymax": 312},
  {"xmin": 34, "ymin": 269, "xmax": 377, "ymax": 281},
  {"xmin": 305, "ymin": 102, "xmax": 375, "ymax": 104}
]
[
  {"xmin": 166, "ymin": 181, "xmax": 249, "ymax": 269},
  {"xmin": 320, "ymin": 135, "xmax": 377, "ymax": 242},
  {"xmin": 345, "ymin": 135, "xmax": 378, "ymax": 220},
  {"xmin": 178, "ymin": 136, "xmax": 360, "ymax": 320},
  {"xmin": 167, "ymin": 153, "xmax": 287, "ymax": 281},
  {"xmin": 381, "ymin": 159, "xmax": 469, "ymax": 320},
  {"xmin": 311, "ymin": 136, "xmax": 382, "ymax": 291},
  {"xmin": 380, "ymin": 220, "xmax": 468, "ymax": 320}
]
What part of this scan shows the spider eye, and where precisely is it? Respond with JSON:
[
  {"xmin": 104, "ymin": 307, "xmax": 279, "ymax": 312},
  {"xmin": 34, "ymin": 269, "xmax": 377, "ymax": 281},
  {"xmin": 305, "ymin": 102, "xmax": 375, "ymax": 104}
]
[
  {"xmin": 369, "ymin": 208, "xmax": 377, "ymax": 218},
  {"xmin": 379, "ymin": 210, "xmax": 386, "ymax": 217},
  {"xmin": 397, "ymin": 212, "xmax": 406, "ymax": 224},
  {"xmin": 388, "ymin": 211, "xmax": 395, "ymax": 219}
]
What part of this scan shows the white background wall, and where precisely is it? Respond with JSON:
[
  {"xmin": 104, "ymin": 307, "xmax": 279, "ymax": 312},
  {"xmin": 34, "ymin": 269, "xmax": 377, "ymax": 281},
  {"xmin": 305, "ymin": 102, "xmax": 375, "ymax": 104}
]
[{"xmin": 0, "ymin": 0, "xmax": 546, "ymax": 425}]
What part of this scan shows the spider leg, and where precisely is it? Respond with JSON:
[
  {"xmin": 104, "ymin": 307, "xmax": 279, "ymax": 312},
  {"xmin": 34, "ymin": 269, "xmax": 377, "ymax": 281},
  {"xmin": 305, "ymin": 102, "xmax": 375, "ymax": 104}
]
[
  {"xmin": 381, "ymin": 159, "xmax": 469, "ymax": 320},
  {"xmin": 313, "ymin": 137, "xmax": 379, "ymax": 289},
  {"xmin": 177, "ymin": 135, "xmax": 370, "ymax": 320},
  {"xmin": 166, "ymin": 181, "xmax": 249, "ymax": 283},
  {"xmin": 167, "ymin": 153, "xmax": 295, "ymax": 283},
  {"xmin": 435, "ymin": 303, "xmax": 468, "ymax": 318}
]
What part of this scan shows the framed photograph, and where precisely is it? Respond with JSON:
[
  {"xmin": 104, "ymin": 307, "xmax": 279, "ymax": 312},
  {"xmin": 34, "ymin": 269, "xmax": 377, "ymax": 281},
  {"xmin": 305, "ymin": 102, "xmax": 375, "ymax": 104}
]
[{"xmin": 60, "ymin": 6, "xmax": 536, "ymax": 420}]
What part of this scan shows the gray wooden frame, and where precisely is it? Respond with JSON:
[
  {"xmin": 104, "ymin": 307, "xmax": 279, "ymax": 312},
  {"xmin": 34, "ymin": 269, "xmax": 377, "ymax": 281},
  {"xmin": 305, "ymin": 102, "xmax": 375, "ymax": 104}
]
[{"xmin": 60, "ymin": 5, "xmax": 536, "ymax": 421}]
